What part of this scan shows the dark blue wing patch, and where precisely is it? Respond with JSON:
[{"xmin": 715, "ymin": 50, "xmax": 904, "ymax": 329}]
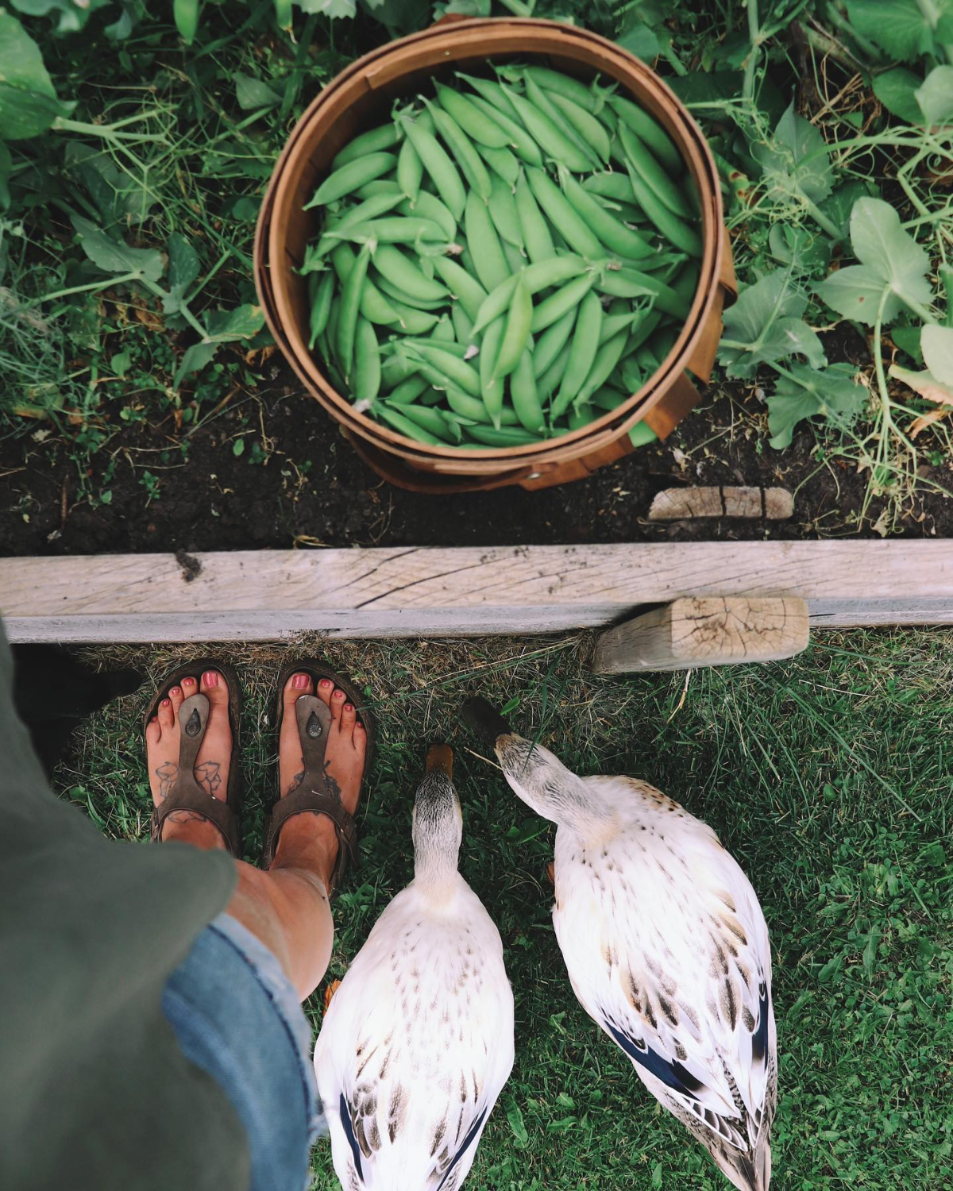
[
  {"xmin": 606, "ymin": 1022, "xmax": 704, "ymax": 1098},
  {"xmin": 751, "ymin": 981, "xmax": 770, "ymax": 1064},
  {"xmin": 340, "ymin": 1092, "xmax": 364, "ymax": 1183},
  {"xmin": 436, "ymin": 1106, "xmax": 489, "ymax": 1191}
]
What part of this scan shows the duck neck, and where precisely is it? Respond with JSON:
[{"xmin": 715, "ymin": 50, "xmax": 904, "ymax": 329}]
[
  {"xmin": 497, "ymin": 734, "xmax": 611, "ymax": 838},
  {"xmin": 412, "ymin": 773, "xmax": 463, "ymax": 898}
]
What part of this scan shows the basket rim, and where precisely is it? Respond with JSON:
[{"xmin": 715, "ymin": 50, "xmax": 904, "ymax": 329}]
[{"xmin": 254, "ymin": 17, "xmax": 727, "ymax": 465}]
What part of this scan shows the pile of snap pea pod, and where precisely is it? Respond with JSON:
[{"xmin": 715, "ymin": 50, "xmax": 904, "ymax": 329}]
[{"xmin": 301, "ymin": 64, "xmax": 702, "ymax": 450}]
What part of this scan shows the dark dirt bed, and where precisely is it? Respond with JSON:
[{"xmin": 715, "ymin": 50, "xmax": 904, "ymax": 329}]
[{"xmin": 3, "ymin": 359, "xmax": 952, "ymax": 557}]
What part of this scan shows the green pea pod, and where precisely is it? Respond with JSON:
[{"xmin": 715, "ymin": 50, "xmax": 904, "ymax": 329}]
[
  {"xmin": 332, "ymin": 125, "xmax": 401, "ymax": 171},
  {"xmin": 398, "ymin": 191, "xmax": 457, "ymax": 242},
  {"xmin": 374, "ymin": 275, "xmax": 447, "ymax": 311},
  {"xmin": 427, "ymin": 100, "xmax": 492, "ymax": 203},
  {"xmin": 538, "ymin": 340, "xmax": 572, "ymax": 403},
  {"xmin": 547, "ymin": 91, "xmax": 612, "ymax": 163},
  {"xmin": 331, "ymin": 217, "xmax": 447, "ymax": 247},
  {"xmin": 582, "ymin": 173, "xmax": 636, "ymax": 202},
  {"xmin": 476, "ymin": 144, "xmax": 521, "ymax": 187},
  {"xmin": 590, "ymin": 384, "xmax": 629, "ymax": 411},
  {"xmin": 404, "ymin": 338, "xmax": 468, "ymax": 359},
  {"xmin": 380, "ymin": 352, "xmax": 418, "ymax": 391},
  {"xmin": 552, "ymin": 289, "xmax": 603, "ymax": 417},
  {"xmin": 522, "ymin": 66, "xmax": 604, "ymax": 114},
  {"xmin": 399, "ymin": 114, "xmax": 466, "ymax": 221},
  {"xmin": 502, "ymin": 240, "xmax": 524, "ymax": 275},
  {"xmin": 464, "ymin": 190, "xmax": 510, "ymax": 293},
  {"xmin": 523, "ymin": 75, "xmax": 602, "ymax": 170},
  {"xmin": 533, "ymin": 307, "xmax": 577, "ymax": 378},
  {"xmin": 621, "ymin": 148, "xmax": 701, "ymax": 258},
  {"xmin": 576, "ymin": 329, "xmax": 630, "ymax": 406},
  {"xmin": 388, "ymin": 401, "xmax": 460, "ymax": 443},
  {"xmin": 387, "ymin": 375, "xmax": 430, "ymax": 405},
  {"xmin": 488, "ymin": 177, "xmax": 524, "ymax": 251},
  {"xmin": 608, "ymin": 94, "xmax": 682, "ymax": 176},
  {"xmin": 434, "ymin": 81, "xmax": 511, "ymax": 148},
  {"xmin": 627, "ymin": 309, "xmax": 661, "ymax": 353},
  {"xmin": 465, "ymin": 424, "xmax": 543, "ymax": 446},
  {"xmin": 451, "ymin": 302, "xmax": 474, "ymax": 345},
  {"xmin": 457, "ymin": 73, "xmax": 521, "ymax": 120},
  {"xmin": 598, "ymin": 310, "xmax": 640, "ymax": 344},
  {"xmin": 556, "ymin": 166, "xmax": 653, "ymax": 260},
  {"xmin": 629, "ymin": 420, "xmax": 659, "ymax": 448},
  {"xmin": 313, "ymin": 192, "xmax": 407, "ymax": 257},
  {"xmin": 307, "ymin": 153, "xmax": 396, "ymax": 208},
  {"xmin": 525, "ymin": 167, "xmax": 604, "ymax": 260},
  {"xmin": 672, "ymin": 259, "xmax": 700, "ymax": 307},
  {"xmin": 407, "ymin": 343, "xmax": 481, "ymax": 397},
  {"xmin": 461, "ymin": 89, "xmax": 543, "ymax": 168},
  {"xmin": 599, "ymin": 265, "xmax": 689, "ymax": 319},
  {"xmin": 479, "ymin": 315, "xmax": 506, "ymax": 429},
  {"xmin": 619, "ymin": 122, "xmax": 692, "ymax": 220},
  {"xmin": 372, "ymin": 244, "xmax": 449, "ymax": 303},
  {"xmin": 493, "ymin": 278, "xmax": 532, "ymax": 382},
  {"xmin": 505, "ymin": 86, "xmax": 594, "ymax": 174},
  {"xmin": 174, "ymin": 0, "xmax": 199, "ymax": 44},
  {"xmin": 336, "ymin": 243, "xmax": 370, "ymax": 382},
  {"xmin": 386, "ymin": 301, "xmax": 439, "ymax": 335},
  {"xmin": 471, "ymin": 255, "xmax": 589, "ymax": 337},
  {"xmin": 308, "ymin": 271, "xmax": 334, "ymax": 349},
  {"xmin": 431, "ymin": 256, "xmax": 487, "ymax": 321},
  {"xmin": 515, "ymin": 173, "xmax": 556, "ymax": 265},
  {"xmin": 510, "ymin": 348, "xmax": 546, "ymax": 433},
  {"xmin": 429, "ymin": 314, "xmax": 456, "ymax": 343},
  {"xmin": 397, "ymin": 134, "xmax": 423, "ymax": 203},
  {"xmin": 568, "ymin": 403, "xmax": 599, "ymax": 431},
  {"xmin": 531, "ymin": 272, "xmax": 598, "ymax": 335},
  {"xmin": 352, "ymin": 318, "xmax": 381, "ymax": 405},
  {"xmin": 375, "ymin": 404, "xmax": 443, "ymax": 445}
]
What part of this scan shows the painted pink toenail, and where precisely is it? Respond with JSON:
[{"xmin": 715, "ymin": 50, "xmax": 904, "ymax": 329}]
[
  {"xmin": 183, "ymin": 677, "xmax": 195, "ymax": 686},
  {"xmin": 161, "ymin": 698, "xmax": 170, "ymax": 707},
  {"xmin": 344, "ymin": 703, "xmax": 353, "ymax": 712},
  {"xmin": 319, "ymin": 679, "xmax": 332, "ymax": 689},
  {"xmin": 332, "ymin": 689, "xmax": 344, "ymax": 699},
  {"xmin": 151, "ymin": 716, "xmax": 158, "ymax": 723},
  {"xmin": 203, "ymin": 670, "xmax": 219, "ymax": 687},
  {"xmin": 170, "ymin": 687, "xmax": 180, "ymax": 696},
  {"xmin": 293, "ymin": 673, "xmax": 310, "ymax": 689}
]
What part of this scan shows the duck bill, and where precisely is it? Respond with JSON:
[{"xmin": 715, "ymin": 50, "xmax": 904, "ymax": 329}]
[
  {"xmin": 425, "ymin": 742, "xmax": 453, "ymax": 780},
  {"xmin": 461, "ymin": 696, "xmax": 512, "ymax": 748}
]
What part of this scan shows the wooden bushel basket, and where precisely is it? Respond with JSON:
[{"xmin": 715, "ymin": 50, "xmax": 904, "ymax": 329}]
[{"xmin": 254, "ymin": 17, "xmax": 737, "ymax": 493}]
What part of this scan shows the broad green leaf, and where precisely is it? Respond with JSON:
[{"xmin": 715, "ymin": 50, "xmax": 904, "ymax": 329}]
[
  {"xmin": 752, "ymin": 103, "xmax": 833, "ymax": 207},
  {"xmin": 921, "ymin": 325, "xmax": 953, "ymax": 385},
  {"xmin": 234, "ymin": 73, "xmax": 281, "ymax": 111},
  {"xmin": 719, "ymin": 270, "xmax": 825, "ymax": 378},
  {"xmin": 70, "ymin": 215, "xmax": 165, "ymax": 282},
  {"xmin": 297, "ymin": 0, "xmax": 356, "ymax": 17},
  {"xmin": 0, "ymin": 12, "xmax": 71, "ymax": 140},
  {"xmin": 617, "ymin": 21, "xmax": 660, "ymax": 62},
  {"xmin": 66, "ymin": 142, "xmax": 156, "ymax": 227},
  {"xmin": 892, "ymin": 324, "xmax": 923, "ymax": 362},
  {"xmin": 767, "ymin": 362, "xmax": 865, "ymax": 449},
  {"xmin": 872, "ymin": 67, "xmax": 924, "ymax": 123},
  {"xmin": 889, "ymin": 363, "xmax": 953, "ymax": 405},
  {"xmin": 816, "ymin": 198, "xmax": 932, "ymax": 326},
  {"xmin": 174, "ymin": 341, "xmax": 218, "ymax": 388},
  {"xmin": 505, "ymin": 1098, "xmax": 529, "ymax": 1148},
  {"xmin": 162, "ymin": 232, "xmax": 201, "ymax": 315},
  {"xmin": 846, "ymin": 0, "xmax": 935, "ymax": 62},
  {"xmin": 10, "ymin": 0, "xmax": 111, "ymax": 34},
  {"xmin": 204, "ymin": 304, "xmax": 265, "ymax": 342},
  {"xmin": 816, "ymin": 179, "xmax": 874, "ymax": 243},
  {"xmin": 768, "ymin": 223, "xmax": 830, "ymax": 273},
  {"xmin": 916, "ymin": 66, "xmax": 953, "ymax": 126}
]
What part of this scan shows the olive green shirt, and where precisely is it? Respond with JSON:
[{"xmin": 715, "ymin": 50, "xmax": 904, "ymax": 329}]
[{"xmin": 0, "ymin": 624, "xmax": 250, "ymax": 1190}]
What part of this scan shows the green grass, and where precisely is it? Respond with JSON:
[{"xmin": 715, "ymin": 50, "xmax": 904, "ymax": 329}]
[{"xmin": 57, "ymin": 629, "xmax": 953, "ymax": 1190}]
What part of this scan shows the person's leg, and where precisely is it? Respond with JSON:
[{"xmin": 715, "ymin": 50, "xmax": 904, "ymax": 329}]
[{"xmin": 146, "ymin": 668, "xmax": 366, "ymax": 999}]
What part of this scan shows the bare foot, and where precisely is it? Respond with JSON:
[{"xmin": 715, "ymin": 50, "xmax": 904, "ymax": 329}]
[
  {"xmin": 275, "ymin": 671, "xmax": 367, "ymax": 886},
  {"xmin": 145, "ymin": 670, "xmax": 231, "ymax": 850}
]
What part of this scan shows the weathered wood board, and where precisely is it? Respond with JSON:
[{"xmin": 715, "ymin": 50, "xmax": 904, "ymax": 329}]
[{"xmin": 1, "ymin": 543, "xmax": 951, "ymax": 642}]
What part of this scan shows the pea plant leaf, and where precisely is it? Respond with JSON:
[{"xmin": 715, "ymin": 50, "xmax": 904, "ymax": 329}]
[
  {"xmin": 815, "ymin": 197, "xmax": 933, "ymax": 326},
  {"xmin": 889, "ymin": 364, "xmax": 953, "ymax": 406},
  {"xmin": 234, "ymin": 73, "xmax": 281, "ymax": 112},
  {"xmin": 296, "ymin": 0, "xmax": 357, "ymax": 17},
  {"xmin": 0, "ymin": 12, "xmax": 73, "ymax": 140},
  {"xmin": 752, "ymin": 103, "xmax": 833, "ymax": 207},
  {"xmin": 174, "ymin": 304, "xmax": 266, "ymax": 387},
  {"xmin": 845, "ymin": 0, "xmax": 938, "ymax": 62},
  {"xmin": 872, "ymin": 67, "xmax": 924, "ymax": 123},
  {"xmin": 70, "ymin": 215, "xmax": 165, "ymax": 282},
  {"xmin": 767, "ymin": 362, "xmax": 866, "ymax": 448},
  {"xmin": 161, "ymin": 232, "xmax": 201, "ymax": 316},
  {"xmin": 718, "ymin": 270, "xmax": 826, "ymax": 379},
  {"xmin": 916, "ymin": 66, "xmax": 953, "ymax": 126},
  {"xmin": 10, "ymin": 0, "xmax": 112, "ymax": 34},
  {"xmin": 921, "ymin": 325, "xmax": 953, "ymax": 385}
]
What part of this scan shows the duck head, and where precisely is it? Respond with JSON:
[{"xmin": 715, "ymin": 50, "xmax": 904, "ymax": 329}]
[
  {"xmin": 412, "ymin": 744, "xmax": 463, "ymax": 893},
  {"xmin": 462, "ymin": 697, "xmax": 610, "ymax": 836}
]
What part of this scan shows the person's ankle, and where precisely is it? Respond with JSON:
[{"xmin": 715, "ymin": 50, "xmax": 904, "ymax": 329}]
[
  {"xmin": 272, "ymin": 813, "xmax": 337, "ymax": 885},
  {"xmin": 161, "ymin": 812, "xmax": 227, "ymax": 850}
]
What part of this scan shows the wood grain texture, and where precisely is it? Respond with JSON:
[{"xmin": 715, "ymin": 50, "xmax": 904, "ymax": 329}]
[
  {"xmin": 592, "ymin": 597, "xmax": 810, "ymax": 673},
  {"xmin": 649, "ymin": 487, "xmax": 794, "ymax": 520},
  {"xmin": 2, "ymin": 543, "xmax": 952, "ymax": 642}
]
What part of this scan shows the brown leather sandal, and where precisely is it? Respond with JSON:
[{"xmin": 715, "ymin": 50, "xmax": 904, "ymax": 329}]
[
  {"xmin": 143, "ymin": 660, "xmax": 242, "ymax": 857},
  {"xmin": 262, "ymin": 660, "xmax": 375, "ymax": 893}
]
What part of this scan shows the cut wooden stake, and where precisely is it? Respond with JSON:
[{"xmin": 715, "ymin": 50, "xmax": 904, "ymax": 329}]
[
  {"xmin": 648, "ymin": 486, "xmax": 794, "ymax": 520},
  {"xmin": 592, "ymin": 596, "xmax": 810, "ymax": 673}
]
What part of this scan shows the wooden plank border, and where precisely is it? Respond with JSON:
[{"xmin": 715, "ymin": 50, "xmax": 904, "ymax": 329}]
[{"xmin": 2, "ymin": 542, "xmax": 952, "ymax": 643}]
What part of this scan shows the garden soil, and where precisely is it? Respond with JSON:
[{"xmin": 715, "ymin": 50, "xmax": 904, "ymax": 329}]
[{"xmin": 3, "ymin": 357, "xmax": 952, "ymax": 556}]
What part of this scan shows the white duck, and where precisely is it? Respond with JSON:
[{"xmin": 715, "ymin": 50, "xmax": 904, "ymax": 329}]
[
  {"xmin": 313, "ymin": 745, "xmax": 515, "ymax": 1191},
  {"xmin": 463, "ymin": 699, "xmax": 777, "ymax": 1191}
]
